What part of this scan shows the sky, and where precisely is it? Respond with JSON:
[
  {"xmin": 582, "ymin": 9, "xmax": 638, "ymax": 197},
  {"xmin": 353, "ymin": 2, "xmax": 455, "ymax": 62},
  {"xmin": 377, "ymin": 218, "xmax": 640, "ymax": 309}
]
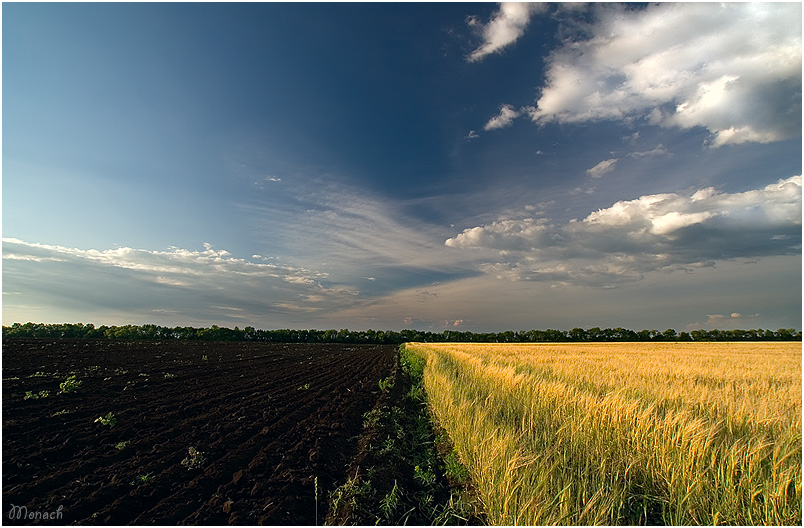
[{"xmin": 2, "ymin": 1, "xmax": 802, "ymax": 333}]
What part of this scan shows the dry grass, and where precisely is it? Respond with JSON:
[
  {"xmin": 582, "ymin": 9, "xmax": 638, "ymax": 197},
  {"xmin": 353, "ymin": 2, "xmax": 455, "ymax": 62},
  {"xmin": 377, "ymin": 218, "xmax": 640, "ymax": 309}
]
[{"xmin": 405, "ymin": 342, "xmax": 802, "ymax": 525}]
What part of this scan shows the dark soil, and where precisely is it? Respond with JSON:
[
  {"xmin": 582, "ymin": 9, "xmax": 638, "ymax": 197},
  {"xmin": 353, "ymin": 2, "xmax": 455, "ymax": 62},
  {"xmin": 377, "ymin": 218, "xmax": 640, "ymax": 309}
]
[{"xmin": 2, "ymin": 339, "xmax": 396, "ymax": 525}]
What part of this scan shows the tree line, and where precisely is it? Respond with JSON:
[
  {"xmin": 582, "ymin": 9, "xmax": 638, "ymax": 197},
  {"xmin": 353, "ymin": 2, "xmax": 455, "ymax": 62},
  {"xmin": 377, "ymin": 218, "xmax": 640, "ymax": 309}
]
[{"xmin": 2, "ymin": 322, "xmax": 801, "ymax": 343}]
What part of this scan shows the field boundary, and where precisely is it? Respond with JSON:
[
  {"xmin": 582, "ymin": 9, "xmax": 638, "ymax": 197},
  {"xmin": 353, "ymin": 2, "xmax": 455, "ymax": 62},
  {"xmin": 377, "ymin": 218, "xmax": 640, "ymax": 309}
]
[{"xmin": 325, "ymin": 345, "xmax": 484, "ymax": 525}]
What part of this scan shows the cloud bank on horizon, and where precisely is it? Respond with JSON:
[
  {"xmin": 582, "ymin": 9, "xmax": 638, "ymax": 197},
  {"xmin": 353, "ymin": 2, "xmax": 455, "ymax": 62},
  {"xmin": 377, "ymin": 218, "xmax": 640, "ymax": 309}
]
[
  {"xmin": 446, "ymin": 176, "xmax": 801, "ymax": 286},
  {"xmin": 3, "ymin": 2, "xmax": 801, "ymax": 332}
]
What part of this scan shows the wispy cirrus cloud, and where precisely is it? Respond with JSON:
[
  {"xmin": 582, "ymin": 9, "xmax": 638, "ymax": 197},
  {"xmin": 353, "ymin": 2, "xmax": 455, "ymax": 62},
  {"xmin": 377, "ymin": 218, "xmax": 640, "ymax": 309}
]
[
  {"xmin": 526, "ymin": 3, "xmax": 801, "ymax": 147},
  {"xmin": 253, "ymin": 179, "xmax": 459, "ymax": 274},
  {"xmin": 626, "ymin": 144, "xmax": 669, "ymax": 159},
  {"xmin": 445, "ymin": 176, "xmax": 802, "ymax": 286}
]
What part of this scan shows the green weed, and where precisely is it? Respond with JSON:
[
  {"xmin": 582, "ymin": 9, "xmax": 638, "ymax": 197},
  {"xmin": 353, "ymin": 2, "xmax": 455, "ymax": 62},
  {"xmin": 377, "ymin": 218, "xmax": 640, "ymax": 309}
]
[
  {"xmin": 94, "ymin": 412, "xmax": 117, "ymax": 428},
  {"xmin": 362, "ymin": 407, "xmax": 385, "ymax": 429},
  {"xmin": 59, "ymin": 375, "xmax": 82, "ymax": 394},
  {"xmin": 378, "ymin": 375, "xmax": 394, "ymax": 392},
  {"xmin": 24, "ymin": 390, "xmax": 51, "ymax": 400},
  {"xmin": 329, "ymin": 473, "xmax": 371, "ymax": 512},
  {"xmin": 380, "ymin": 480, "xmax": 401, "ymax": 517},
  {"xmin": 131, "ymin": 473, "xmax": 153, "ymax": 486},
  {"xmin": 444, "ymin": 448, "xmax": 470, "ymax": 484},
  {"xmin": 414, "ymin": 463, "xmax": 436, "ymax": 486},
  {"xmin": 328, "ymin": 345, "xmax": 482, "ymax": 525},
  {"xmin": 181, "ymin": 446, "xmax": 206, "ymax": 469}
]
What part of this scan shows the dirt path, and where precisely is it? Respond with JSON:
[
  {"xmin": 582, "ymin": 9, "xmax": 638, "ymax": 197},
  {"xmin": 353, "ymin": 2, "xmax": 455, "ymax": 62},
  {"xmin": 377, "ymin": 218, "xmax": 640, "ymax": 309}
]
[{"xmin": 2, "ymin": 339, "xmax": 396, "ymax": 525}]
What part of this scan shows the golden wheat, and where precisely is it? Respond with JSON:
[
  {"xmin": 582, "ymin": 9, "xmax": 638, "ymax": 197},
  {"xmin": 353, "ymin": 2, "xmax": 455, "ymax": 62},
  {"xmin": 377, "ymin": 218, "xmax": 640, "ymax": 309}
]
[{"xmin": 407, "ymin": 342, "xmax": 802, "ymax": 525}]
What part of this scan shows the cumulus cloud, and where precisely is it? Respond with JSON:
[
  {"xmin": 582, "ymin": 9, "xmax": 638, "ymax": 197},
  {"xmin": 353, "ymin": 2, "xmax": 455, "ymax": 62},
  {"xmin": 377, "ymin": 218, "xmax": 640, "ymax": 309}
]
[
  {"xmin": 586, "ymin": 158, "xmax": 618, "ymax": 178},
  {"xmin": 483, "ymin": 104, "xmax": 521, "ymax": 131},
  {"xmin": 445, "ymin": 176, "xmax": 802, "ymax": 286},
  {"xmin": 467, "ymin": 2, "xmax": 547, "ymax": 62},
  {"xmin": 446, "ymin": 216, "xmax": 555, "ymax": 253},
  {"xmin": 527, "ymin": 3, "xmax": 802, "ymax": 147}
]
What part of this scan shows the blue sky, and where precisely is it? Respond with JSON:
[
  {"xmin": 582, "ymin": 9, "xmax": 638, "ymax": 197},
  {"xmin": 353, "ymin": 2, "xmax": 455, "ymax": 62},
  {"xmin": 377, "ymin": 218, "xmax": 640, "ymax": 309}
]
[{"xmin": 3, "ymin": 2, "xmax": 802, "ymax": 332}]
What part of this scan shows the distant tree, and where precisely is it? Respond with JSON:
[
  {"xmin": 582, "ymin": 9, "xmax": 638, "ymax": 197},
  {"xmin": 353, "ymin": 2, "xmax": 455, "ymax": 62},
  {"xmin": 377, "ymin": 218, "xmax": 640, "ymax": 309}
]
[
  {"xmin": 569, "ymin": 328, "xmax": 587, "ymax": 341},
  {"xmin": 3, "ymin": 323, "xmax": 800, "ymax": 343}
]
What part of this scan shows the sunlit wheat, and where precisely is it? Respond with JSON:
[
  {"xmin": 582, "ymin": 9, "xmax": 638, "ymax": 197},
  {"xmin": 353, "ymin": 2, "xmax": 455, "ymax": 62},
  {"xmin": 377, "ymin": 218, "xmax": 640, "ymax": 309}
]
[{"xmin": 407, "ymin": 342, "xmax": 801, "ymax": 525}]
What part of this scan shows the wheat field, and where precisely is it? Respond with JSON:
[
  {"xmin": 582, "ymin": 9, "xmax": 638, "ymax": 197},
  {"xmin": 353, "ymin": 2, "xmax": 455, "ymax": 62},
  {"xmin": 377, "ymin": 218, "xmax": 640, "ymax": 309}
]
[{"xmin": 405, "ymin": 342, "xmax": 802, "ymax": 525}]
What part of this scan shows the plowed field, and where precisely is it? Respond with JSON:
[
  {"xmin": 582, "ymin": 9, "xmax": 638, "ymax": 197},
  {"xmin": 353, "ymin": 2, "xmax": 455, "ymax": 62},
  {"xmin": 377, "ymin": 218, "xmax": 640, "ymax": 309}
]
[{"xmin": 2, "ymin": 339, "xmax": 397, "ymax": 525}]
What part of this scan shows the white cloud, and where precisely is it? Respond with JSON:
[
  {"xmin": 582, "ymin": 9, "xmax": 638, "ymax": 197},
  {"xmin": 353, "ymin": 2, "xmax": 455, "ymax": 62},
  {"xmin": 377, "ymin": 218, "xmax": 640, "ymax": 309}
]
[
  {"xmin": 627, "ymin": 144, "xmax": 669, "ymax": 159},
  {"xmin": 445, "ymin": 217, "xmax": 554, "ymax": 252},
  {"xmin": 1, "ymin": 238, "xmax": 355, "ymax": 326},
  {"xmin": 1, "ymin": 239, "xmax": 314, "ymax": 281},
  {"xmin": 586, "ymin": 158, "xmax": 618, "ymax": 178},
  {"xmin": 528, "ymin": 3, "xmax": 802, "ymax": 147},
  {"xmin": 483, "ymin": 104, "xmax": 521, "ymax": 131},
  {"xmin": 467, "ymin": 2, "xmax": 547, "ymax": 62},
  {"xmin": 445, "ymin": 176, "xmax": 802, "ymax": 285}
]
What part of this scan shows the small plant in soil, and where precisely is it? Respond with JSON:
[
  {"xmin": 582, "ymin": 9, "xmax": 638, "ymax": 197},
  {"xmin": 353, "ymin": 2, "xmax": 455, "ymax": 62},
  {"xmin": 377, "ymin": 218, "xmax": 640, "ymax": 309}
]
[
  {"xmin": 414, "ymin": 463, "xmax": 436, "ymax": 485},
  {"xmin": 181, "ymin": 446, "xmax": 206, "ymax": 469},
  {"xmin": 94, "ymin": 412, "xmax": 117, "ymax": 428},
  {"xmin": 115, "ymin": 441, "xmax": 131, "ymax": 451},
  {"xmin": 59, "ymin": 374, "xmax": 83, "ymax": 394},
  {"xmin": 24, "ymin": 390, "xmax": 51, "ymax": 400},
  {"xmin": 378, "ymin": 376, "xmax": 394, "ymax": 392},
  {"xmin": 379, "ymin": 480, "xmax": 401, "ymax": 517},
  {"xmin": 131, "ymin": 473, "xmax": 153, "ymax": 486},
  {"xmin": 297, "ymin": 383, "xmax": 310, "ymax": 391}
]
